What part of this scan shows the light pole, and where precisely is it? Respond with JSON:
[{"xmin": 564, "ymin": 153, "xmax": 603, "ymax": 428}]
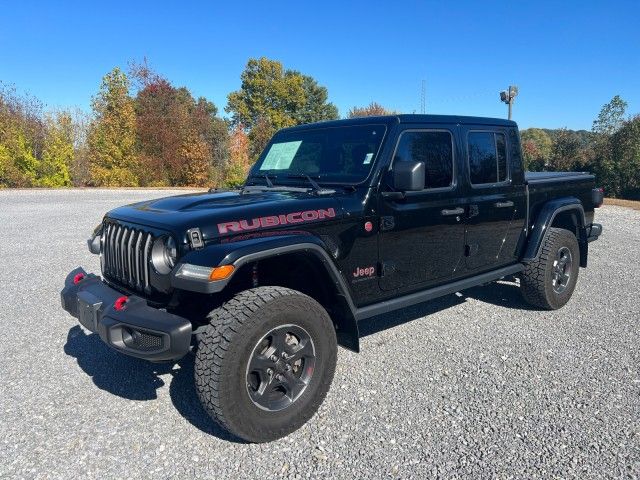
[{"xmin": 500, "ymin": 85, "xmax": 518, "ymax": 120}]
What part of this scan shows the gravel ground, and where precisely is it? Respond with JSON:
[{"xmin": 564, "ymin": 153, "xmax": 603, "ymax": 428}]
[{"xmin": 0, "ymin": 189, "xmax": 638, "ymax": 479}]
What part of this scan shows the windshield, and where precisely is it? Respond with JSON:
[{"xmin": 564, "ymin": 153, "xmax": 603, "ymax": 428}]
[{"xmin": 250, "ymin": 124, "xmax": 386, "ymax": 184}]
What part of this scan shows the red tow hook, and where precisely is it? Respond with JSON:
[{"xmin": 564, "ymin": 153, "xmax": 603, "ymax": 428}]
[
  {"xmin": 73, "ymin": 273, "xmax": 86, "ymax": 285},
  {"xmin": 114, "ymin": 296, "xmax": 129, "ymax": 311}
]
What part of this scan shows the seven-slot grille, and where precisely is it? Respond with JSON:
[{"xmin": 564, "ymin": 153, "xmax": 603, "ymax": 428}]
[{"xmin": 102, "ymin": 222, "xmax": 154, "ymax": 293}]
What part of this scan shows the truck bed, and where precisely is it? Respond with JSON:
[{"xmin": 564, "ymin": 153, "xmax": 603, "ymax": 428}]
[
  {"xmin": 525, "ymin": 171, "xmax": 594, "ymax": 184},
  {"xmin": 525, "ymin": 170, "xmax": 597, "ymax": 229}
]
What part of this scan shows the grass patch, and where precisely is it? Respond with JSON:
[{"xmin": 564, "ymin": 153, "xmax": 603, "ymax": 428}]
[{"xmin": 605, "ymin": 198, "xmax": 640, "ymax": 211}]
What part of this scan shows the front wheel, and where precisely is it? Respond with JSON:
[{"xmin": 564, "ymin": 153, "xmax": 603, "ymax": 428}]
[
  {"xmin": 194, "ymin": 286, "xmax": 337, "ymax": 442},
  {"xmin": 521, "ymin": 227, "xmax": 580, "ymax": 310}
]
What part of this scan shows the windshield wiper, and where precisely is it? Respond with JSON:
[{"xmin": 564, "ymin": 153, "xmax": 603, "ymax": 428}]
[
  {"xmin": 286, "ymin": 173, "xmax": 322, "ymax": 192},
  {"xmin": 246, "ymin": 173, "xmax": 276, "ymax": 188}
]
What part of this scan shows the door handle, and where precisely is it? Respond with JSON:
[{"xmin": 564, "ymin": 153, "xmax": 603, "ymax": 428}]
[
  {"xmin": 494, "ymin": 201, "xmax": 514, "ymax": 208},
  {"xmin": 441, "ymin": 207, "xmax": 465, "ymax": 216}
]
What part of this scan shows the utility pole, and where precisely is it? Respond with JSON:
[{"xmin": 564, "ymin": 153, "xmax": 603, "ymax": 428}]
[
  {"xmin": 420, "ymin": 79, "xmax": 426, "ymax": 114},
  {"xmin": 499, "ymin": 85, "xmax": 518, "ymax": 120}
]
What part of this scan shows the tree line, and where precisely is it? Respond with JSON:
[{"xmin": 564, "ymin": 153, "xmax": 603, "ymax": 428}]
[
  {"xmin": 521, "ymin": 95, "xmax": 639, "ymax": 199},
  {"xmin": 1, "ymin": 58, "xmax": 638, "ymax": 199},
  {"xmin": 0, "ymin": 57, "xmax": 343, "ymax": 189}
]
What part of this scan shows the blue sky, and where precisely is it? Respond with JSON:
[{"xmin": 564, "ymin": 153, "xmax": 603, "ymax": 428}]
[{"xmin": 1, "ymin": 0, "xmax": 638, "ymax": 130}]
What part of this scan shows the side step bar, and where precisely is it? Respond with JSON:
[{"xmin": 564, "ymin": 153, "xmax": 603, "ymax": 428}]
[{"xmin": 355, "ymin": 264, "xmax": 523, "ymax": 321}]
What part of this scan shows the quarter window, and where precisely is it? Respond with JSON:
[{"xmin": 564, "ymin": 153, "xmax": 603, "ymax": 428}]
[
  {"xmin": 394, "ymin": 131, "xmax": 454, "ymax": 189},
  {"xmin": 468, "ymin": 132, "xmax": 508, "ymax": 185}
]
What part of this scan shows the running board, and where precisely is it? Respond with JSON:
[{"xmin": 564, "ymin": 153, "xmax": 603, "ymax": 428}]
[{"xmin": 355, "ymin": 264, "xmax": 523, "ymax": 321}]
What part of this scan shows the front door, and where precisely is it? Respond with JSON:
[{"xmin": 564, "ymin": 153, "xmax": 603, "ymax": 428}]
[
  {"xmin": 462, "ymin": 127, "xmax": 526, "ymax": 271},
  {"xmin": 379, "ymin": 126, "xmax": 466, "ymax": 292}
]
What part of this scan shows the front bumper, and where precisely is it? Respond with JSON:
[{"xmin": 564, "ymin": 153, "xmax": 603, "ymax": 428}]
[{"xmin": 61, "ymin": 267, "xmax": 192, "ymax": 362}]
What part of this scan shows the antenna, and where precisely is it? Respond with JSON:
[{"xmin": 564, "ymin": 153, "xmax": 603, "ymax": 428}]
[{"xmin": 420, "ymin": 79, "xmax": 426, "ymax": 114}]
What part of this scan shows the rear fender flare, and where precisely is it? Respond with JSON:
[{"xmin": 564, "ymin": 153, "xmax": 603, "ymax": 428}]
[{"xmin": 523, "ymin": 198, "xmax": 586, "ymax": 263}]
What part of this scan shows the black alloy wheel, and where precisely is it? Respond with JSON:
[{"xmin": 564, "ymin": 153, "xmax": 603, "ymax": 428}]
[
  {"xmin": 246, "ymin": 324, "xmax": 316, "ymax": 412},
  {"xmin": 195, "ymin": 286, "xmax": 337, "ymax": 442}
]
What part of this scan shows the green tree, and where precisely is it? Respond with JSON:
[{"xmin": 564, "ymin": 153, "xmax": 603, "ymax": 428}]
[
  {"xmin": 226, "ymin": 58, "xmax": 305, "ymax": 131},
  {"xmin": 88, "ymin": 67, "xmax": 139, "ymax": 186},
  {"xmin": 607, "ymin": 116, "xmax": 640, "ymax": 198},
  {"xmin": 590, "ymin": 95, "xmax": 630, "ymax": 197},
  {"xmin": 226, "ymin": 57, "xmax": 338, "ymax": 130},
  {"xmin": 293, "ymin": 73, "xmax": 339, "ymax": 124},
  {"xmin": 37, "ymin": 112, "xmax": 73, "ymax": 187},
  {"xmin": 226, "ymin": 58, "xmax": 338, "ymax": 165},
  {"xmin": 592, "ymin": 95, "xmax": 627, "ymax": 135},
  {"xmin": 347, "ymin": 102, "xmax": 395, "ymax": 118},
  {"xmin": 549, "ymin": 128, "xmax": 586, "ymax": 171}
]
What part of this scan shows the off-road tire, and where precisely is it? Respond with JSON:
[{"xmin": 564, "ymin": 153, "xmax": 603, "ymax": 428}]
[
  {"xmin": 194, "ymin": 286, "xmax": 337, "ymax": 442},
  {"xmin": 521, "ymin": 227, "xmax": 580, "ymax": 310}
]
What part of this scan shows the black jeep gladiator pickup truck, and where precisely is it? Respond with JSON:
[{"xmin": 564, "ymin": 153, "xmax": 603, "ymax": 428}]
[{"xmin": 61, "ymin": 115, "xmax": 603, "ymax": 442}]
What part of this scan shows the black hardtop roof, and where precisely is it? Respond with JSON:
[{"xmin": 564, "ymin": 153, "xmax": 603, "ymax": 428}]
[{"xmin": 281, "ymin": 114, "xmax": 517, "ymax": 132}]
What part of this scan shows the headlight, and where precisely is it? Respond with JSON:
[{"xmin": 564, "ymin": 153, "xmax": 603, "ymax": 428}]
[
  {"xmin": 151, "ymin": 236, "xmax": 178, "ymax": 274},
  {"xmin": 87, "ymin": 223, "xmax": 103, "ymax": 255}
]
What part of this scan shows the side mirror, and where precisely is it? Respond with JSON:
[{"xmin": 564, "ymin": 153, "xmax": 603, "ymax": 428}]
[{"xmin": 392, "ymin": 161, "xmax": 424, "ymax": 192}]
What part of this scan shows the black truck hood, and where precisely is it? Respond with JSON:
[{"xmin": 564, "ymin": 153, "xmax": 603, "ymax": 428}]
[{"xmin": 106, "ymin": 189, "xmax": 345, "ymax": 242}]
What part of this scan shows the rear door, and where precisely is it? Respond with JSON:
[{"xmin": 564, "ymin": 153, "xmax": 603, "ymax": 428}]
[
  {"xmin": 461, "ymin": 127, "xmax": 526, "ymax": 271},
  {"xmin": 378, "ymin": 125, "xmax": 466, "ymax": 291}
]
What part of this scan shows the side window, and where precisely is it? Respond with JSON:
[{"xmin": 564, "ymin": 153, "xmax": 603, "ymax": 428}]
[
  {"xmin": 468, "ymin": 131, "xmax": 508, "ymax": 185},
  {"xmin": 394, "ymin": 130, "xmax": 454, "ymax": 189}
]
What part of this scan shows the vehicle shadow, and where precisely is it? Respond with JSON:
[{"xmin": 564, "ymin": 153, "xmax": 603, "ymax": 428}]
[
  {"xmin": 64, "ymin": 326, "xmax": 244, "ymax": 443},
  {"xmin": 462, "ymin": 279, "xmax": 539, "ymax": 311},
  {"xmin": 359, "ymin": 293, "xmax": 466, "ymax": 338},
  {"xmin": 359, "ymin": 279, "xmax": 536, "ymax": 337}
]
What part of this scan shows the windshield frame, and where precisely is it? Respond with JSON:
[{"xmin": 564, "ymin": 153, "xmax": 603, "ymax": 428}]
[{"xmin": 248, "ymin": 123, "xmax": 389, "ymax": 187}]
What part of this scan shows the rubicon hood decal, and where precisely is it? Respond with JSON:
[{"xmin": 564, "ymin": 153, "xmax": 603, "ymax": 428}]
[{"xmin": 218, "ymin": 208, "xmax": 336, "ymax": 234}]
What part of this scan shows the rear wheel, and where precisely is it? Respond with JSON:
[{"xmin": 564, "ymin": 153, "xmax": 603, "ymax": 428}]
[
  {"xmin": 521, "ymin": 227, "xmax": 580, "ymax": 310},
  {"xmin": 194, "ymin": 286, "xmax": 337, "ymax": 442}
]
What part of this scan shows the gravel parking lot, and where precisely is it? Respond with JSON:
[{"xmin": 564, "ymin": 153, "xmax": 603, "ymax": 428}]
[{"xmin": 0, "ymin": 189, "xmax": 638, "ymax": 479}]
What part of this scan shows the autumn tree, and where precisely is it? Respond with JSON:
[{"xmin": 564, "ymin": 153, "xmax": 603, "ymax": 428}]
[
  {"xmin": 520, "ymin": 128, "xmax": 553, "ymax": 171},
  {"xmin": 130, "ymin": 61, "xmax": 228, "ymax": 186},
  {"xmin": 37, "ymin": 111, "xmax": 73, "ymax": 187},
  {"xmin": 248, "ymin": 117, "xmax": 275, "ymax": 162},
  {"xmin": 347, "ymin": 102, "xmax": 395, "ymax": 118},
  {"xmin": 225, "ymin": 124, "xmax": 251, "ymax": 187},
  {"xmin": 87, "ymin": 68, "xmax": 139, "ymax": 186},
  {"xmin": 0, "ymin": 84, "xmax": 43, "ymax": 186},
  {"xmin": 68, "ymin": 108, "xmax": 91, "ymax": 186}
]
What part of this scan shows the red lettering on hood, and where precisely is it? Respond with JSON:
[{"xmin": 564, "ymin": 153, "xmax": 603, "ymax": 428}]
[{"xmin": 217, "ymin": 208, "xmax": 336, "ymax": 234}]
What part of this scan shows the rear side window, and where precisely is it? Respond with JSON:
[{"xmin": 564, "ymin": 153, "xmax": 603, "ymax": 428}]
[
  {"xmin": 394, "ymin": 130, "xmax": 454, "ymax": 189},
  {"xmin": 468, "ymin": 131, "xmax": 508, "ymax": 185}
]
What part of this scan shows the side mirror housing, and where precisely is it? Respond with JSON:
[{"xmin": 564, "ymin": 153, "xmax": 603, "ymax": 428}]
[{"xmin": 392, "ymin": 161, "xmax": 424, "ymax": 192}]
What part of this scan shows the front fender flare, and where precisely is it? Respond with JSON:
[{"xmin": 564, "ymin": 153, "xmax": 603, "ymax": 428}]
[{"xmin": 171, "ymin": 234, "xmax": 361, "ymax": 352}]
